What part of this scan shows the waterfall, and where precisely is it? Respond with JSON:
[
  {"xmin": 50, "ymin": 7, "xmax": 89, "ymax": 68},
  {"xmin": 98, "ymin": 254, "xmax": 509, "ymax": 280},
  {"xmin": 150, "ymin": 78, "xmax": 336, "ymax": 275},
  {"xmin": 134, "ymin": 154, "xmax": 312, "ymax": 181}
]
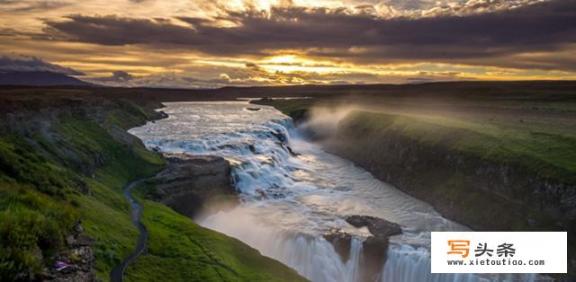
[
  {"xmin": 201, "ymin": 207, "xmax": 365, "ymax": 282},
  {"xmin": 130, "ymin": 102, "xmax": 542, "ymax": 282},
  {"xmin": 382, "ymin": 245, "xmax": 486, "ymax": 282}
]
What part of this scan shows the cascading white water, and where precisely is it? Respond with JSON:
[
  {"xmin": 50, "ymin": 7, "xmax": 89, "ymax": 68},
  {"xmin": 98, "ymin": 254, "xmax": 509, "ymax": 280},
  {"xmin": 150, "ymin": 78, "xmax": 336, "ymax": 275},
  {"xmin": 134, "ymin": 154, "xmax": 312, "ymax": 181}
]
[{"xmin": 130, "ymin": 101, "xmax": 539, "ymax": 282}]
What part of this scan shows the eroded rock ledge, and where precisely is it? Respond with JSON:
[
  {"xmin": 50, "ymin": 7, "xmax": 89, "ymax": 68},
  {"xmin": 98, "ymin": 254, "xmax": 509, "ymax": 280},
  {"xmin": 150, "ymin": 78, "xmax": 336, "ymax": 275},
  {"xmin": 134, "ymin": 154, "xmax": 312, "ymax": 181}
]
[
  {"xmin": 150, "ymin": 154, "xmax": 237, "ymax": 218},
  {"xmin": 324, "ymin": 215, "xmax": 402, "ymax": 282}
]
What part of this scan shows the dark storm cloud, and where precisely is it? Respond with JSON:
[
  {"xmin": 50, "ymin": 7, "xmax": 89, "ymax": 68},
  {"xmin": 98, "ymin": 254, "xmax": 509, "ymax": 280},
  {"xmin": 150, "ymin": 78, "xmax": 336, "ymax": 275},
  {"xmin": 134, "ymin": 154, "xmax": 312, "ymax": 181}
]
[{"xmin": 43, "ymin": 0, "xmax": 576, "ymax": 69}]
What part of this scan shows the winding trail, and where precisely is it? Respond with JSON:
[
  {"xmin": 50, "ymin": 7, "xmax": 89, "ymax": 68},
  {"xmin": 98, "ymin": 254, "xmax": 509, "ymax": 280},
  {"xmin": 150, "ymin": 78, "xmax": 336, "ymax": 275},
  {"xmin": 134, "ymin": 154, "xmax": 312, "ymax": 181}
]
[{"xmin": 110, "ymin": 178, "xmax": 148, "ymax": 282}]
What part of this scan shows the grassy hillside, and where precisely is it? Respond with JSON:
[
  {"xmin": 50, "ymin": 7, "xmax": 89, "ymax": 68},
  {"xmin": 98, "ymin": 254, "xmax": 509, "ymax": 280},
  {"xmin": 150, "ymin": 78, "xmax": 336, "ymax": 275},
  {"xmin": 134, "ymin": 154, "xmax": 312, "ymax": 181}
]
[
  {"xmin": 255, "ymin": 95, "xmax": 576, "ymax": 185},
  {"xmin": 125, "ymin": 200, "xmax": 304, "ymax": 282},
  {"xmin": 0, "ymin": 89, "xmax": 305, "ymax": 281},
  {"xmin": 0, "ymin": 89, "xmax": 166, "ymax": 279},
  {"xmin": 258, "ymin": 96, "xmax": 576, "ymax": 275},
  {"xmin": 337, "ymin": 110, "xmax": 576, "ymax": 227},
  {"xmin": 343, "ymin": 111, "xmax": 576, "ymax": 184}
]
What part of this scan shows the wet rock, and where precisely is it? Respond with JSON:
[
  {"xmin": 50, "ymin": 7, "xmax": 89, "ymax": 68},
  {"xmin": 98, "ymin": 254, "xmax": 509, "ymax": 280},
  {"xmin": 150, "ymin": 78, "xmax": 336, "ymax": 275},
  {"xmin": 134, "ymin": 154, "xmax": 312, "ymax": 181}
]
[
  {"xmin": 271, "ymin": 131, "xmax": 287, "ymax": 143},
  {"xmin": 286, "ymin": 145, "xmax": 299, "ymax": 157},
  {"xmin": 323, "ymin": 229, "xmax": 352, "ymax": 262},
  {"xmin": 346, "ymin": 215, "xmax": 402, "ymax": 238},
  {"xmin": 153, "ymin": 110, "xmax": 169, "ymax": 120},
  {"xmin": 361, "ymin": 236, "xmax": 390, "ymax": 282},
  {"xmin": 346, "ymin": 215, "xmax": 402, "ymax": 282},
  {"xmin": 152, "ymin": 154, "xmax": 237, "ymax": 218}
]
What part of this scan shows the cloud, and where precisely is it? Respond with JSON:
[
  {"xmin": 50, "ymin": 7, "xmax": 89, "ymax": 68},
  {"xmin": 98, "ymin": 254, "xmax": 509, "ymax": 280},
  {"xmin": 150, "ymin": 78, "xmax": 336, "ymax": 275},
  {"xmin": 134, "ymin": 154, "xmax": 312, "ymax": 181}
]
[
  {"xmin": 0, "ymin": 0, "xmax": 71, "ymax": 12},
  {"xmin": 1, "ymin": 0, "xmax": 573, "ymax": 85},
  {"xmin": 85, "ymin": 60, "xmax": 467, "ymax": 88},
  {"xmin": 87, "ymin": 72, "xmax": 245, "ymax": 88},
  {"xmin": 111, "ymin": 70, "xmax": 133, "ymax": 81},
  {"xmin": 0, "ymin": 54, "xmax": 84, "ymax": 75},
  {"xmin": 42, "ymin": 0, "xmax": 576, "ymax": 71}
]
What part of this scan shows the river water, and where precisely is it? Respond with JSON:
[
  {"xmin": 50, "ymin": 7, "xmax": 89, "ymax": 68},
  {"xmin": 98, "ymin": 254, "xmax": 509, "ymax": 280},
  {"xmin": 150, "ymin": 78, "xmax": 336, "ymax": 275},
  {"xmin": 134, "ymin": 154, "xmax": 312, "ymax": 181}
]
[{"xmin": 129, "ymin": 101, "xmax": 537, "ymax": 282}]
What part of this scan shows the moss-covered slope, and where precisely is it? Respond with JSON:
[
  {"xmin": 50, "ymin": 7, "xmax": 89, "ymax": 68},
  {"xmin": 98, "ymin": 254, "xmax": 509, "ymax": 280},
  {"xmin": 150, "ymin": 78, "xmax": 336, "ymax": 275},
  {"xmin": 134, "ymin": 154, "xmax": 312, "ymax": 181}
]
[
  {"xmin": 332, "ymin": 111, "xmax": 576, "ymax": 226},
  {"xmin": 0, "ymin": 90, "xmax": 304, "ymax": 281},
  {"xmin": 0, "ymin": 93, "xmax": 162, "ymax": 280},
  {"xmin": 126, "ymin": 200, "xmax": 305, "ymax": 282}
]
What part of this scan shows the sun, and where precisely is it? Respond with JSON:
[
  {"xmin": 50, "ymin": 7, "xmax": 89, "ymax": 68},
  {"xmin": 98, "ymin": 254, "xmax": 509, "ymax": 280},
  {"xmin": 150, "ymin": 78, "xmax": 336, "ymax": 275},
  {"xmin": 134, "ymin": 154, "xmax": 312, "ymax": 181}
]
[
  {"xmin": 265, "ymin": 55, "xmax": 300, "ymax": 64},
  {"xmin": 259, "ymin": 54, "xmax": 345, "ymax": 74}
]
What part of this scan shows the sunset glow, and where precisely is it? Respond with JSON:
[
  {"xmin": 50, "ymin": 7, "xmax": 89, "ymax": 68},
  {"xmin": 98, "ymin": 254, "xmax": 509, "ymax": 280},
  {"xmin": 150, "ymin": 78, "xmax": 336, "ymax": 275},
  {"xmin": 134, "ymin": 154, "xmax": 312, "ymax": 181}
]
[{"xmin": 1, "ymin": 0, "xmax": 575, "ymax": 87}]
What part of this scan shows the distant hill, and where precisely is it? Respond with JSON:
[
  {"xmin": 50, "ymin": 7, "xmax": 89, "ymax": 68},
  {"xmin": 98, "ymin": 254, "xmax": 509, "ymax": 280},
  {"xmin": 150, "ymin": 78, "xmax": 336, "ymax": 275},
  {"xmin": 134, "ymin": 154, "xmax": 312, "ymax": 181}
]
[{"xmin": 0, "ymin": 71, "xmax": 92, "ymax": 86}]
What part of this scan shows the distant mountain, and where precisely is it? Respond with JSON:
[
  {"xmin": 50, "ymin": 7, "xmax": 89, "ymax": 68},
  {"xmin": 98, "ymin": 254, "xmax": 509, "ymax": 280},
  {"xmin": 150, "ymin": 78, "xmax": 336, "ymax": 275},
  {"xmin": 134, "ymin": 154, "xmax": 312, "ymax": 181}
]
[{"xmin": 0, "ymin": 71, "xmax": 92, "ymax": 86}]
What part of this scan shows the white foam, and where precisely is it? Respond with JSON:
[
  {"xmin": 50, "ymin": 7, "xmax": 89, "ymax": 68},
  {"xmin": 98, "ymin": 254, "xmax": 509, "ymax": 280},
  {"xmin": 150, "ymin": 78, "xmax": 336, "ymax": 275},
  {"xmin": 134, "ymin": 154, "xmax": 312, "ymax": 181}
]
[{"xmin": 130, "ymin": 101, "xmax": 537, "ymax": 282}]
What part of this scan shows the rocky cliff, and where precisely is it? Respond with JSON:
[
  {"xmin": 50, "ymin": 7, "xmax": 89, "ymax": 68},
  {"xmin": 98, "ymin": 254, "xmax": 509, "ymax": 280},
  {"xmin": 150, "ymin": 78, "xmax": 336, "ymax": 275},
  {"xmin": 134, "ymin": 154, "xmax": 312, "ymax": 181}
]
[
  {"xmin": 259, "ymin": 97, "xmax": 576, "ymax": 275},
  {"xmin": 150, "ymin": 154, "xmax": 237, "ymax": 218},
  {"xmin": 325, "ymin": 129, "xmax": 576, "ymax": 232},
  {"xmin": 320, "ymin": 113, "xmax": 576, "ymax": 275}
]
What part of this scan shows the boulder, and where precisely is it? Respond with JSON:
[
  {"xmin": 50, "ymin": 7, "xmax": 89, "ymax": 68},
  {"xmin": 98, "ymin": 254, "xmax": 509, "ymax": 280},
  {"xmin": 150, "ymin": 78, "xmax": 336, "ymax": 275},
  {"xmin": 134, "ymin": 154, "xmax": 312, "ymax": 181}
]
[
  {"xmin": 346, "ymin": 215, "xmax": 402, "ymax": 238},
  {"xmin": 152, "ymin": 154, "xmax": 237, "ymax": 218}
]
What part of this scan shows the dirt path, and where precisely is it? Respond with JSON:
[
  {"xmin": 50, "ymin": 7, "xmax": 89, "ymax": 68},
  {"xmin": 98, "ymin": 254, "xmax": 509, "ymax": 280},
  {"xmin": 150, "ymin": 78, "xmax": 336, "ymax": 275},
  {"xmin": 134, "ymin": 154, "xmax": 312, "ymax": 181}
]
[{"xmin": 110, "ymin": 178, "xmax": 149, "ymax": 282}]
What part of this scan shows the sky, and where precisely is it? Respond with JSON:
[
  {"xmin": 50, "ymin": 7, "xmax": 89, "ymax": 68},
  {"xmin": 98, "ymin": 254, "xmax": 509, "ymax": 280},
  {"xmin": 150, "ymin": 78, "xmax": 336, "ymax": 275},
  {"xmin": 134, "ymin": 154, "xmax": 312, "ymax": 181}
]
[{"xmin": 0, "ymin": 0, "xmax": 575, "ymax": 88}]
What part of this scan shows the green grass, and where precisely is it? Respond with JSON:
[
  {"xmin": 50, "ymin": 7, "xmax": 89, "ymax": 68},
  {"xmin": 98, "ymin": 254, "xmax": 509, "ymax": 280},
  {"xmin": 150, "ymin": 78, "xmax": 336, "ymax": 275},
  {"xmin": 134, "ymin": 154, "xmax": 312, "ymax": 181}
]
[
  {"xmin": 0, "ymin": 98, "xmax": 165, "ymax": 280},
  {"xmin": 73, "ymin": 181, "xmax": 137, "ymax": 278},
  {"xmin": 333, "ymin": 109, "xmax": 575, "ymax": 269},
  {"xmin": 342, "ymin": 111, "xmax": 576, "ymax": 184},
  {"xmin": 262, "ymin": 98, "xmax": 576, "ymax": 234},
  {"xmin": 0, "ymin": 135, "xmax": 75, "ymax": 197},
  {"xmin": 0, "ymin": 133, "xmax": 81, "ymax": 280},
  {"xmin": 0, "ymin": 94, "xmax": 306, "ymax": 281},
  {"xmin": 125, "ymin": 199, "xmax": 305, "ymax": 282},
  {"xmin": 257, "ymin": 97, "xmax": 576, "ymax": 184},
  {"xmin": 0, "ymin": 181, "xmax": 78, "ymax": 279}
]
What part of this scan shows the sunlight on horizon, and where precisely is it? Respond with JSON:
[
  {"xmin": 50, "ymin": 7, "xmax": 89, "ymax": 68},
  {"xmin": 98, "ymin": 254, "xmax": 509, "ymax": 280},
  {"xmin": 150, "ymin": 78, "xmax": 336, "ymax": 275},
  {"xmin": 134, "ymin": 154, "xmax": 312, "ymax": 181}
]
[{"xmin": 0, "ymin": 0, "xmax": 574, "ymax": 87}]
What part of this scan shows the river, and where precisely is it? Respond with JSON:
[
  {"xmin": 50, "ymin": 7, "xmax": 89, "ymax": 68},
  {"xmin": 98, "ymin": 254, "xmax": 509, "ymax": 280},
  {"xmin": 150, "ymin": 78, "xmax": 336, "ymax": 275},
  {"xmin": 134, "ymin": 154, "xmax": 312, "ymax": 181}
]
[{"xmin": 129, "ymin": 101, "xmax": 538, "ymax": 282}]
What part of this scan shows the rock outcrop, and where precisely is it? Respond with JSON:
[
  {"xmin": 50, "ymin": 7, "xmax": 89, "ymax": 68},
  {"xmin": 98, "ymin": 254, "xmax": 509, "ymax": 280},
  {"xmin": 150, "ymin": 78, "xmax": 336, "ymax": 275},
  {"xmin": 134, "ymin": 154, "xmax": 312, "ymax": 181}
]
[
  {"xmin": 346, "ymin": 215, "xmax": 402, "ymax": 238},
  {"xmin": 346, "ymin": 215, "xmax": 402, "ymax": 282},
  {"xmin": 45, "ymin": 222, "xmax": 95, "ymax": 282},
  {"xmin": 323, "ymin": 229, "xmax": 353, "ymax": 262},
  {"xmin": 320, "ymin": 118, "xmax": 576, "ymax": 275},
  {"xmin": 151, "ymin": 154, "xmax": 236, "ymax": 218},
  {"xmin": 323, "ymin": 216, "xmax": 402, "ymax": 282},
  {"xmin": 322, "ymin": 114, "xmax": 576, "ymax": 233}
]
